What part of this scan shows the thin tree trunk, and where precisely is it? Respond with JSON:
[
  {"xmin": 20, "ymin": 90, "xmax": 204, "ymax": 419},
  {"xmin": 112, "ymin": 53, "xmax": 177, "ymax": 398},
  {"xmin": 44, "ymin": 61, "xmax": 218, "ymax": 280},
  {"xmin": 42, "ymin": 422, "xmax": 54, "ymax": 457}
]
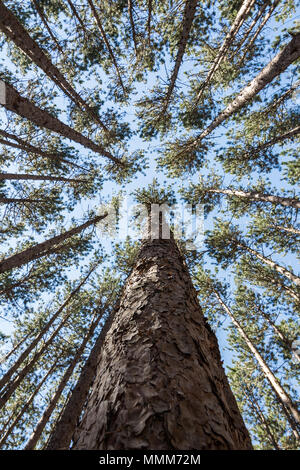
[
  {"xmin": 214, "ymin": 289, "xmax": 300, "ymax": 439},
  {"xmin": 147, "ymin": 0, "xmax": 152, "ymax": 46},
  {"xmin": 0, "ymin": 266, "xmax": 96, "ymax": 392},
  {"xmin": 274, "ymin": 225, "xmax": 300, "ymax": 235},
  {"xmin": 0, "ymin": 130, "xmax": 82, "ymax": 169},
  {"xmin": 1, "ymin": 82, "xmax": 121, "ymax": 164},
  {"xmin": 238, "ymin": 242, "xmax": 300, "ymax": 287},
  {"xmin": 243, "ymin": 385, "xmax": 281, "ymax": 450},
  {"xmin": 24, "ymin": 310, "xmax": 104, "ymax": 450},
  {"xmin": 208, "ymin": 187, "xmax": 300, "ymax": 209},
  {"xmin": 231, "ymin": 1, "xmax": 269, "ymax": 59},
  {"xmin": 0, "ymin": 0, "xmax": 110, "ymax": 133},
  {"xmin": 32, "ymin": 0, "xmax": 64, "ymax": 53},
  {"xmin": 128, "ymin": 0, "xmax": 138, "ymax": 56},
  {"xmin": 188, "ymin": 32, "xmax": 300, "ymax": 147},
  {"xmin": 0, "ymin": 197, "xmax": 44, "ymax": 204},
  {"xmin": 0, "ymin": 331, "xmax": 32, "ymax": 365},
  {"xmin": 255, "ymin": 305, "xmax": 300, "ymax": 363},
  {"xmin": 0, "ymin": 296, "xmax": 82, "ymax": 409},
  {"xmin": 87, "ymin": 0, "xmax": 126, "ymax": 95},
  {"xmin": 238, "ymin": 1, "xmax": 280, "ymax": 66},
  {"xmin": 72, "ymin": 236, "xmax": 252, "ymax": 450},
  {"xmin": 0, "ymin": 173, "xmax": 86, "ymax": 183},
  {"xmin": 240, "ymin": 125, "xmax": 300, "ymax": 160},
  {"xmin": 0, "ymin": 213, "xmax": 107, "ymax": 274},
  {"xmin": 0, "ymin": 361, "xmax": 58, "ymax": 448},
  {"xmin": 159, "ymin": 0, "xmax": 198, "ymax": 116},
  {"xmin": 195, "ymin": 0, "xmax": 255, "ymax": 105},
  {"xmin": 66, "ymin": 0, "xmax": 89, "ymax": 36}
]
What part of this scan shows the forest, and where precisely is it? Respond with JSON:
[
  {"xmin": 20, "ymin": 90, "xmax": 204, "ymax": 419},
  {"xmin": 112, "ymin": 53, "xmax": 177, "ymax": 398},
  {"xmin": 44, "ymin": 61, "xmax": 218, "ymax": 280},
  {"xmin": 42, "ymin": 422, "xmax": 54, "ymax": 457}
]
[{"xmin": 0, "ymin": 0, "xmax": 299, "ymax": 451}]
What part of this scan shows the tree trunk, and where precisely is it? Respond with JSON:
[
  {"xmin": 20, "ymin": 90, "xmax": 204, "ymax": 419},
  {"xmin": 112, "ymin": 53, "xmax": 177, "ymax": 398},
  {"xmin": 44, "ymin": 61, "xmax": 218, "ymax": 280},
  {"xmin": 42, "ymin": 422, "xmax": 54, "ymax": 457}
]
[
  {"xmin": 0, "ymin": 213, "xmax": 107, "ymax": 274},
  {"xmin": 0, "ymin": 173, "xmax": 86, "ymax": 183},
  {"xmin": 243, "ymin": 386, "xmax": 281, "ymax": 450},
  {"xmin": 214, "ymin": 289, "xmax": 300, "ymax": 440},
  {"xmin": 189, "ymin": 32, "xmax": 300, "ymax": 145},
  {"xmin": 72, "ymin": 236, "xmax": 252, "ymax": 450},
  {"xmin": 209, "ymin": 187, "xmax": 300, "ymax": 209},
  {"xmin": 0, "ymin": 130, "xmax": 86, "ymax": 171},
  {"xmin": 160, "ymin": 0, "xmax": 198, "ymax": 116},
  {"xmin": 238, "ymin": 242, "xmax": 300, "ymax": 286},
  {"xmin": 46, "ymin": 301, "xmax": 119, "ymax": 450},
  {"xmin": 87, "ymin": 0, "xmax": 126, "ymax": 95},
  {"xmin": 0, "ymin": 361, "xmax": 58, "ymax": 448},
  {"xmin": 0, "ymin": 266, "xmax": 96, "ymax": 392},
  {"xmin": 0, "ymin": 0, "xmax": 109, "ymax": 133},
  {"xmin": 195, "ymin": 0, "xmax": 255, "ymax": 105},
  {"xmin": 1, "ymin": 81, "xmax": 121, "ymax": 164},
  {"xmin": 23, "ymin": 309, "xmax": 104, "ymax": 450}
]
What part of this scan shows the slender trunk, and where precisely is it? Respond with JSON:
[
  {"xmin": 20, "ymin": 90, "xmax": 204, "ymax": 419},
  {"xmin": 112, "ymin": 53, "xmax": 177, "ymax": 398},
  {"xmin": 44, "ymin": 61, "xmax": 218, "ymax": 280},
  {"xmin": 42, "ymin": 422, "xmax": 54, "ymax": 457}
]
[
  {"xmin": 238, "ymin": 1, "xmax": 280, "ymax": 65},
  {"xmin": 0, "ymin": 295, "xmax": 83, "ymax": 409},
  {"xmin": 66, "ymin": 0, "xmax": 89, "ymax": 36},
  {"xmin": 231, "ymin": 2, "xmax": 269, "ymax": 59},
  {"xmin": 256, "ymin": 306, "xmax": 300, "ymax": 363},
  {"xmin": 1, "ymin": 81, "xmax": 121, "ymax": 164},
  {"xmin": 72, "ymin": 236, "xmax": 252, "ymax": 450},
  {"xmin": 24, "ymin": 311, "xmax": 104, "ymax": 450},
  {"xmin": 0, "ymin": 0, "xmax": 109, "ymax": 133},
  {"xmin": 189, "ymin": 33, "xmax": 300, "ymax": 146},
  {"xmin": 160, "ymin": 0, "xmax": 198, "ymax": 116},
  {"xmin": 243, "ymin": 386, "xmax": 281, "ymax": 450},
  {"xmin": 128, "ymin": 0, "xmax": 138, "ymax": 56},
  {"xmin": 47, "ymin": 300, "xmax": 120, "ymax": 449},
  {"xmin": 87, "ymin": 0, "xmax": 126, "ymax": 95},
  {"xmin": 0, "ymin": 361, "xmax": 58, "ymax": 448},
  {"xmin": 0, "ymin": 331, "xmax": 32, "ymax": 365},
  {"xmin": 0, "ymin": 266, "xmax": 96, "ymax": 392},
  {"xmin": 195, "ymin": 0, "xmax": 255, "ymax": 105},
  {"xmin": 0, "ymin": 130, "xmax": 86, "ymax": 171},
  {"xmin": 0, "ymin": 213, "xmax": 107, "ymax": 274},
  {"xmin": 208, "ymin": 187, "xmax": 300, "ymax": 209},
  {"xmin": 238, "ymin": 242, "xmax": 300, "ymax": 286},
  {"xmin": 214, "ymin": 289, "xmax": 300, "ymax": 439},
  {"xmin": 241, "ymin": 125, "xmax": 300, "ymax": 160},
  {"xmin": 0, "ymin": 197, "xmax": 44, "ymax": 204},
  {"xmin": 274, "ymin": 225, "xmax": 300, "ymax": 235},
  {"xmin": 0, "ymin": 173, "xmax": 86, "ymax": 183},
  {"xmin": 32, "ymin": 0, "xmax": 64, "ymax": 53},
  {"xmin": 147, "ymin": 0, "xmax": 152, "ymax": 46}
]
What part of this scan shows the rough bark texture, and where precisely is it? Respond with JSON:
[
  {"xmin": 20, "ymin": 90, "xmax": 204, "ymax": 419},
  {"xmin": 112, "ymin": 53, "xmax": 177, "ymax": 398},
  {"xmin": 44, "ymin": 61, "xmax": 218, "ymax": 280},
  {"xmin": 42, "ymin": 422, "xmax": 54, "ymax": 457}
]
[{"xmin": 72, "ymin": 236, "xmax": 252, "ymax": 450}]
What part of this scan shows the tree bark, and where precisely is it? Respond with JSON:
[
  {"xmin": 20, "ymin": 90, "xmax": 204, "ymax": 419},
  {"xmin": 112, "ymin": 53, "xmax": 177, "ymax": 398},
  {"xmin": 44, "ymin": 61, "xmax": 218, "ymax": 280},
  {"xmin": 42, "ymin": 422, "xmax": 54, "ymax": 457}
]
[
  {"xmin": 72, "ymin": 236, "xmax": 252, "ymax": 450},
  {"xmin": 0, "ymin": 213, "xmax": 107, "ymax": 274}
]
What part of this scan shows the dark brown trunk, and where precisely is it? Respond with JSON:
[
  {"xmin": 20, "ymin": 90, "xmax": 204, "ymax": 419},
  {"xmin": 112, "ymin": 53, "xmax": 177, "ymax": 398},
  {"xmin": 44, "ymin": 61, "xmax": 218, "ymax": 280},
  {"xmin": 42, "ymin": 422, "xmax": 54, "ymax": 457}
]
[{"xmin": 72, "ymin": 236, "xmax": 252, "ymax": 449}]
